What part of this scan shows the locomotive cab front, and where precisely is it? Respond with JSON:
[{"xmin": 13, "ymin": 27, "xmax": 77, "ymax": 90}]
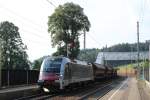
[{"xmin": 38, "ymin": 57, "xmax": 63, "ymax": 90}]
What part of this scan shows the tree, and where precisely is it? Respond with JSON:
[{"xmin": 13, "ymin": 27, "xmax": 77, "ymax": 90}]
[
  {"xmin": 101, "ymin": 42, "xmax": 149, "ymax": 52},
  {"xmin": 32, "ymin": 56, "xmax": 49, "ymax": 70},
  {"xmin": 32, "ymin": 60, "xmax": 42, "ymax": 70},
  {"xmin": 77, "ymin": 48, "xmax": 100, "ymax": 62},
  {"xmin": 0, "ymin": 21, "xmax": 29, "ymax": 69},
  {"xmin": 48, "ymin": 2, "xmax": 91, "ymax": 59}
]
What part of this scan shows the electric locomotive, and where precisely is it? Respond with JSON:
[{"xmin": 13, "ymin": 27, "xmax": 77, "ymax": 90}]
[{"xmin": 38, "ymin": 56, "xmax": 94, "ymax": 91}]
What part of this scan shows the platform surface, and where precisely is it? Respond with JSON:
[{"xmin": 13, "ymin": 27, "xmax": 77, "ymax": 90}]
[
  {"xmin": 101, "ymin": 77, "xmax": 150, "ymax": 100},
  {"xmin": 0, "ymin": 85, "xmax": 38, "ymax": 93}
]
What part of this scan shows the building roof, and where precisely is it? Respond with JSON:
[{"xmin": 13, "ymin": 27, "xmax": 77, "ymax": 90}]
[{"xmin": 96, "ymin": 51, "xmax": 149, "ymax": 64}]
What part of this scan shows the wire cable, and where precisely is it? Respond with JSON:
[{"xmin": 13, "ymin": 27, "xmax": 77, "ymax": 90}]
[
  {"xmin": 46, "ymin": 0, "xmax": 56, "ymax": 8},
  {"xmin": 139, "ymin": 0, "xmax": 147, "ymax": 23},
  {"xmin": 86, "ymin": 33, "xmax": 101, "ymax": 48},
  {"xmin": 0, "ymin": 4, "xmax": 48, "ymax": 35},
  {"xmin": 0, "ymin": 5, "xmax": 49, "ymax": 40}
]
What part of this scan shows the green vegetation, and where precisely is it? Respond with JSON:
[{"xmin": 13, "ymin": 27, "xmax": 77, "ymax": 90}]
[
  {"xmin": 0, "ymin": 21, "xmax": 29, "ymax": 69},
  {"xmin": 117, "ymin": 60, "xmax": 149, "ymax": 68},
  {"xmin": 32, "ymin": 56, "xmax": 49, "ymax": 70},
  {"xmin": 77, "ymin": 48, "xmax": 100, "ymax": 62},
  {"xmin": 118, "ymin": 61, "xmax": 149, "ymax": 76},
  {"xmin": 32, "ymin": 59, "xmax": 42, "ymax": 70},
  {"xmin": 117, "ymin": 64, "xmax": 134, "ymax": 69},
  {"xmin": 140, "ymin": 60, "xmax": 149, "ymax": 68},
  {"xmin": 101, "ymin": 42, "xmax": 149, "ymax": 52},
  {"xmin": 32, "ymin": 41, "xmax": 150, "ymax": 70},
  {"xmin": 48, "ymin": 2, "xmax": 91, "ymax": 59}
]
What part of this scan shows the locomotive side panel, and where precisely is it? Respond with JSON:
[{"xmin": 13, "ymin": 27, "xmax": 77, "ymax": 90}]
[
  {"xmin": 63, "ymin": 63, "xmax": 71, "ymax": 87},
  {"xmin": 69, "ymin": 63, "xmax": 94, "ymax": 83},
  {"xmin": 63, "ymin": 63, "xmax": 94, "ymax": 87}
]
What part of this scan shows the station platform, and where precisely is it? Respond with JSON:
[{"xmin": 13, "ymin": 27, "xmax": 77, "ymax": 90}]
[
  {"xmin": 0, "ymin": 84, "xmax": 39, "ymax": 100},
  {"xmin": 101, "ymin": 77, "xmax": 150, "ymax": 100}
]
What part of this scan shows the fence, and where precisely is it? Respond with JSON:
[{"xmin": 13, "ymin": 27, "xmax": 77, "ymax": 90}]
[{"xmin": 1, "ymin": 69, "xmax": 39, "ymax": 86}]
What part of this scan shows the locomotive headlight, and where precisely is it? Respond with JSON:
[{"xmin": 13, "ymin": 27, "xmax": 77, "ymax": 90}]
[
  {"xmin": 43, "ymin": 87, "xmax": 50, "ymax": 93},
  {"xmin": 60, "ymin": 74, "xmax": 63, "ymax": 78}
]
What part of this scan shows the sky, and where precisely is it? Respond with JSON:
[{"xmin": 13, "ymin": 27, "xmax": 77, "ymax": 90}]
[{"xmin": 0, "ymin": 0, "xmax": 150, "ymax": 61}]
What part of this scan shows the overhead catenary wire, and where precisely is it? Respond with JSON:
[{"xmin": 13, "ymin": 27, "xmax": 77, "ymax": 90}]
[
  {"xmin": 137, "ymin": 0, "xmax": 147, "ymax": 44},
  {"xmin": 46, "ymin": 0, "xmax": 56, "ymax": 8},
  {"xmin": 23, "ymin": 37, "xmax": 51, "ymax": 46},
  {"xmin": 0, "ymin": 1, "xmax": 59, "ymax": 61},
  {"xmin": 0, "ymin": 2, "xmax": 56, "ymax": 61},
  {"xmin": 20, "ymin": 28, "xmax": 49, "ymax": 40},
  {"xmin": 138, "ymin": 0, "xmax": 149, "ymax": 43},
  {"xmin": 138, "ymin": 0, "xmax": 147, "ymax": 23},
  {"xmin": 86, "ymin": 33, "xmax": 101, "ymax": 48},
  {"xmin": 0, "ymin": 4, "xmax": 50, "ymax": 42},
  {"xmin": 0, "ymin": 4, "xmax": 47, "ymax": 32},
  {"xmin": 0, "ymin": 14, "xmax": 51, "ymax": 48},
  {"xmin": 0, "ymin": 4, "xmax": 49, "ymax": 39}
]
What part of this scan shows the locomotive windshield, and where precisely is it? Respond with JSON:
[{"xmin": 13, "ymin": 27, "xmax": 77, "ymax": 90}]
[{"xmin": 41, "ymin": 57, "xmax": 62, "ymax": 73}]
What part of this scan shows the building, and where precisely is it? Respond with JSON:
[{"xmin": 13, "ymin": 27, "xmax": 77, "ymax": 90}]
[{"xmin": 96, "ymin": 51, "xmax": 149, "ymax": 67}]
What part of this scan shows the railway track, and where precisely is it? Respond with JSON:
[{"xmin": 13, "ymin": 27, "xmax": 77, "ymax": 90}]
[
  {"xmin": 49, "ymin": 77, "xmax": 124, "ymax": 100},
  {"xmin": 14, "ymin": 77, "xmax": 124, "ymax": 100},
  {"xmin": 78, "ymin": 83, "xmax": 114, "ymax": 100},
  {"xmin": 78, "ymin": 78, "xmax": 125, "ymax": 100}
]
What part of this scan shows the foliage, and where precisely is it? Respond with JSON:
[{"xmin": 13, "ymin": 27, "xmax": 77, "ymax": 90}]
[
  {"xmin": 32, "ymin": 60, "xmax": 42, "ymax": 70},
  {"xmin": 144, "ymin": 61, "xmax": 149, "ymax": 67},
  {"xmin": 101, "ymin": 42, "xmax": 149, "ymax": 52},
  {"xmin": 32, "ymin": 56, "xmax": 49, "ymax": 70},
  {"xmin": 77, "ymin": 48, "xmax": 100, "ymax": 62},
  {"xmin": 117, "ymin": 60, "xmax": 149, "ymax": 69},
  {"xmin": 100, "ymin": 42, "xmax": 149, "ymax": 67},
  {"xmin": 0, "ymin": 21, "xmax": 29, "ymax": 69},
  {"xmin": 48, "ymin": 2, "xmax": 91, "ymax": 59},
  {"xmin": 141, "ymin": 60, "xmax": 149, "ymax": 68}
]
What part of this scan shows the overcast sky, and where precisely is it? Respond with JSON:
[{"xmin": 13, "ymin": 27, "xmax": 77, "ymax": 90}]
[{"xmin": 0, "ymin": 0, "xmax": 150, "ymax": 61}]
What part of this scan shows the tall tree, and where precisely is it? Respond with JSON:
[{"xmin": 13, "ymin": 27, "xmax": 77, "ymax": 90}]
[
  {"xmin": 0, "ymin": 21, "xmax": 29, "ymax": 69},
  {"xmin": 48, "ymin": 2, "xmax": 91, "ymax": 59}
]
